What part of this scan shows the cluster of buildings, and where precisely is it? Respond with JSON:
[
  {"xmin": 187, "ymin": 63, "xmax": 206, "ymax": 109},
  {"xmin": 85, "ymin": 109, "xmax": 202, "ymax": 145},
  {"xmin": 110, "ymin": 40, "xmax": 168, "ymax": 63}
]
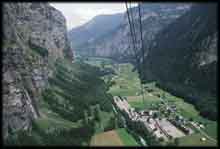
[
  {"xmin": 169, "ymin": 117, "xmax": 194, "ymax": 135},
  {"xmin": 113, "ymin": 96, "xmax": 195, "ymax": 142}
]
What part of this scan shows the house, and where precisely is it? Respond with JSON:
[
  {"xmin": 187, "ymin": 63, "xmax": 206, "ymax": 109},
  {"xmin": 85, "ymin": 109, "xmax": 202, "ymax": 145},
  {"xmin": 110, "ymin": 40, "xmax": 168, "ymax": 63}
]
[
  {"xmin": 149, "ymin": 110, "xmax": 154, "ymax": 116},
  {"xmin": 143, "ymin": 111, "xmax": 149, "ymax": 115},
  {"xmin": 199, "ymin": 124, "xmax": 205, "ymax": 129},
  {"xmin": 201, "ymin": 137, "xmax": 206, "ymax": 141}
]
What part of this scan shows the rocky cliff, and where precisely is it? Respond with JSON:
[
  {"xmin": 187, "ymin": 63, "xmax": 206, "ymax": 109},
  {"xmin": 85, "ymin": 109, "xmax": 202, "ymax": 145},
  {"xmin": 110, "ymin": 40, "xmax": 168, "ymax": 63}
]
[
  {"xmin": 3, "ymin": 3, "xmax": 72, "ymax": 139},
  {"xmin": 142, "ymin": 3, "xmax": 217, "ymax": 120}
]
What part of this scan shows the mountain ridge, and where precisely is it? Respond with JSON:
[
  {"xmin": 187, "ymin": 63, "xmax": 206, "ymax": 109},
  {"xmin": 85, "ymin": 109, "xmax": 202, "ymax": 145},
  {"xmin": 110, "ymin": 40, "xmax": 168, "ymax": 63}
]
[
  {"xmin": 69, "ymin": 3, "xmax": 191, "ymax": 60},
  {"xmin": 68, "ymin": 12, "xmax": 124, "ymax": 49}
]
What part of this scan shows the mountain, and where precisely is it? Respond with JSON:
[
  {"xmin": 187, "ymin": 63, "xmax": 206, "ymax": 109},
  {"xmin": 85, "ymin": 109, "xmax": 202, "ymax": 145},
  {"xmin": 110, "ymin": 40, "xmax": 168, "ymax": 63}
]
[
  {"xmin": 142, "ymin": 3, "xmax": 217, "ymax": 120},
  {"xmin": 68, "ymin": 13, "xmax": 124, "ymax": 50},
  {"xmin": 3, "ymin": 3, "xmax": 114, "ymax": 145},
  {"xmin": 70, "ymin": 3, "xmax": 191, "ymax": 60},
  {"xmin": 3, "ymin": 2, "xmax": 72, "ymax": 139}
]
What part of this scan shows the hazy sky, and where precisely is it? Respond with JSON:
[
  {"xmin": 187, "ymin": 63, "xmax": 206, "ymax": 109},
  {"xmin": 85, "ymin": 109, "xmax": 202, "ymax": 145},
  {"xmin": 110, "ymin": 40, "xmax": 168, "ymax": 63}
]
[{"xmin": 50, "ymin": 3, "xmax": 137, "ymax": 30}]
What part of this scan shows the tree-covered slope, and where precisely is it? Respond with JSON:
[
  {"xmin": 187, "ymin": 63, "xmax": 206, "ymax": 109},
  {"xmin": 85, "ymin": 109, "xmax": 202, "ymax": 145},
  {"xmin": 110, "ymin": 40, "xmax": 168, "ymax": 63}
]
[
  {"xmin": 142, "ymin": 3, "xmax": 217, "ymax": 120},
  {"xmin": 5, "ymin": 58, "xmax": 115, "ymax": 145},
  {"xmin": 43, "ymin": 58, "xmax": 113, "ymax": 122}
]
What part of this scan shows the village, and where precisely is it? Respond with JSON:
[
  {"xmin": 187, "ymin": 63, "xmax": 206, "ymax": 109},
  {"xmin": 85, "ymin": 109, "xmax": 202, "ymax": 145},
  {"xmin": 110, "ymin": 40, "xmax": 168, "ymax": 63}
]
[
  {"xmin": 86, "ymin": 59, "xmax": 217, "ymax": 146},
  {"xmin": 113, "ymin": 95, "xmax": 208, "ymax": 143}
]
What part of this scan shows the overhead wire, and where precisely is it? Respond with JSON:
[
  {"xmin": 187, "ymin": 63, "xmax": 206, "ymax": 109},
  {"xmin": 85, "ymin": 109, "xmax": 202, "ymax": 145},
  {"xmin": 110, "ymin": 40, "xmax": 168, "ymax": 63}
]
[
  {"xmin": 129, "ymin": 2, "xmax": 138, "ymax": 52},
  {"xmin": 125, "ymin": 2, "xmax": 139, "ymax": 65},
  {"xmin": 125, "ymin": 2, "xmax": 145, "ymax": 105},
  {"xmin": 138, "ymin": 2, "xmax": 145, "ymax": 106}
]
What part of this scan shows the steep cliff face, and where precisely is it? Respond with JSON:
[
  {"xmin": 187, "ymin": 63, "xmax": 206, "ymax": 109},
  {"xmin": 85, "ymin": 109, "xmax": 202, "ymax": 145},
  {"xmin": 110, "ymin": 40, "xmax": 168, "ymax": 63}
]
[
  {"xmin": 3, "ymin": 3, "xmax": 72, "ymax": 139},
  {"xmin": 143, "ymin": 3, "xmax": 217, "ymax": 120},
  {"xmin": 72, "ymin": 3, "xmax": 191, "ymax": 60},
  {"xmin": 3, "ymin": 3, "xmax": 72, "ymax": 60}
]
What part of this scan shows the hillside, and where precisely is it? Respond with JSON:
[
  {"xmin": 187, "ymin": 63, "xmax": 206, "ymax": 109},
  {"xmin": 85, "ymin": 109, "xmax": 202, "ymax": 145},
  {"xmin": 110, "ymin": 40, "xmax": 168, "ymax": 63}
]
[{"xmin": 142, "ymin": 3, "xmax": 217, "ymax": 120}]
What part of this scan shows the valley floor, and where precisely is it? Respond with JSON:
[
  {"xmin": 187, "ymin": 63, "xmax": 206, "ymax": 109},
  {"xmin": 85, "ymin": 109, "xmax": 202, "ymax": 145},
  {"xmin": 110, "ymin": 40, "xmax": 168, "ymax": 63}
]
[
  {"xmin": 9, "ymin": 57, "xmax": 216, "ymax": 146},
  {"xmin": 85, "ymin": 57, "xmax": 217, "ymax": 147}
]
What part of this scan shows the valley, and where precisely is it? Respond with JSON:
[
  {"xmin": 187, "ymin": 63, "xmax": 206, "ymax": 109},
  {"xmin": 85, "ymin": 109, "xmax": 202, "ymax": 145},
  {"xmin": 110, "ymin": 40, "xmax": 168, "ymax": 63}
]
[
  {"xmin": 84, "ymin": 57, "xmax": 217, "ymax": 146},
  {"xmin": 3, "ymin": 2, "xmax": 217, "ymax": 147}
]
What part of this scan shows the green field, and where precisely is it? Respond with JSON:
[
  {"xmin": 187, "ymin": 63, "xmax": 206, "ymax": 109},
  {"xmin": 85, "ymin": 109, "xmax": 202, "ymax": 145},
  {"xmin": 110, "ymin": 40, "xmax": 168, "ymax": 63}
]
[
  {"xmin": 116, "ymin": 128, "xmax": 140, "ymax": 146},
  {"xmin": 90, "ymin": 130, "xmax": 124, "ymax": 146},
  {"xmin": 84, "ymin": 58, "xmax": 142, "ymax": 97},
  {"xmin": 203, "ymin": 122, "xmax": 217, "ymax": 140},
  {"xmin": 108, "ymin": 63, "xmax": 142, "ymax": 96},
  {"xmin": 178, "ymin": 133, "xmax": 217, "ymax": 146},
  {"xmin": 127, "ymin": 94, "xmax": 162, "ymax": 110},
  {"xmin": 84, "ymin": 57, "xmax": 114, "ymax": 68},
  {"xmin": 90, "ymin": 128, "xmax": 139, "ymax": 146}
]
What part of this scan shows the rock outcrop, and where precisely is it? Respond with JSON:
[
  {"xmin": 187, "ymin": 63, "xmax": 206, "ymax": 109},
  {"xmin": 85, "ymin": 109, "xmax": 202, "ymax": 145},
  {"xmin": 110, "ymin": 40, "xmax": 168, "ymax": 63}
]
[{"xmin": 3, "ymin": 2, "xmax": 72, "ymax": 139}]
